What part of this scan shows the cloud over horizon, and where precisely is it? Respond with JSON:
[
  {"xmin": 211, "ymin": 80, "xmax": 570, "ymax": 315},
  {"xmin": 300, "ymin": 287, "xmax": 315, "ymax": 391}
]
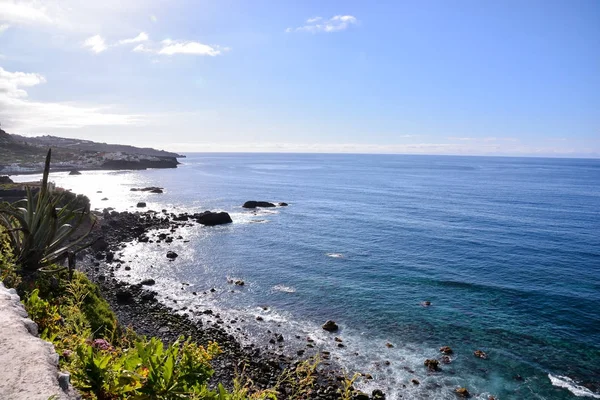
[
  {"xmin": 0, "ymin": 66, "xmax": 143, "ymax": 131},
  {"xmin": 286, "ymin": 15, "xmax": 358, "ymax": 33}
]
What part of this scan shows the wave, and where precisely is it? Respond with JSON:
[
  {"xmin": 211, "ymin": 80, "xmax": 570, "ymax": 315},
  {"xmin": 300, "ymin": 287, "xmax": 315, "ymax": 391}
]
[
  {"xmin": 326, "ymin": 253, "xmax": 344, "ymax": 258},
  {"xmin": 272, "ymin": 284, "xmax": 296, "ymax": 293},
  {"xmin": 548, "ymin": 374, "xmax": 600, "ymax": 398}
]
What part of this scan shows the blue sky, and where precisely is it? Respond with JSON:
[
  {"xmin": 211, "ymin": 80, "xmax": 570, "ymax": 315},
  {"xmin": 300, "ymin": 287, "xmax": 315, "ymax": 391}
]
[{"xmin": 0, "ymin": 0, "xmax": 598, "ymax": 156}]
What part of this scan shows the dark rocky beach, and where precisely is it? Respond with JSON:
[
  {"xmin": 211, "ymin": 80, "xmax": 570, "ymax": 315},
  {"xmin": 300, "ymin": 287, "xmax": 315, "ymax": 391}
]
[{"xmin": 79, "ymin": 209, "xmax": 384, "ymax": 400}]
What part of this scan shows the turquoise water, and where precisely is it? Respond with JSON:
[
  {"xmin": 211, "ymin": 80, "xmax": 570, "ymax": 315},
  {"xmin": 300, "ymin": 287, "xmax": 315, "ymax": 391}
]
[{"xmin": 13, "ymin": 154, "xmax": 600, "ymax": 399}]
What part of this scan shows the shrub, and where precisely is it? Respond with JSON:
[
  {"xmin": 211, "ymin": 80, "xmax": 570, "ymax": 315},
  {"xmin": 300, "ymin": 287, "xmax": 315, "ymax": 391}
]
[{"xmin": 0, "ymin": 149, "xmax": 93, "ymax": 272}]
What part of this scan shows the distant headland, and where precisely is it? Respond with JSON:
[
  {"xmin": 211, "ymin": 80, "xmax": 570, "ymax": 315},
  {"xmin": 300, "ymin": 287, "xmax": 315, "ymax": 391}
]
[{"xmin": 0, "ymin": 126, "xmax": 184, "ymax": 175}]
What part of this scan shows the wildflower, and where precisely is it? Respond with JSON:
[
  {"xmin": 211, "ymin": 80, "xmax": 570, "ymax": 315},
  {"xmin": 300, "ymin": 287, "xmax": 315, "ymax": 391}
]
[{"xmin": 92, "ymin": 338, "xmax": 113, "ymax": 351}]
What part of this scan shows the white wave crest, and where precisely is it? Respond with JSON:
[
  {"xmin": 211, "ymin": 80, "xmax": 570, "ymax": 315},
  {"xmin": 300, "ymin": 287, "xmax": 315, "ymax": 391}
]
[
  {"xmin": 326, "ymin": 253, "xmax": 344, "ymax": 258},
  {"xmin": 548, "ymin": 374, "xmax": 600, "ymax": 398},
  {"xmin": 272, "ymin": 284, "xmax": 296, "ymax": 293}
]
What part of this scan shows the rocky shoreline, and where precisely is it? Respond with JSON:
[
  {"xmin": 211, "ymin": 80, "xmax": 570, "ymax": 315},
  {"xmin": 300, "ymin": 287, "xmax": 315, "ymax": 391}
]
[{"xmin": 79, "ymin": 209, "xmax": 384, "ymax": 400}]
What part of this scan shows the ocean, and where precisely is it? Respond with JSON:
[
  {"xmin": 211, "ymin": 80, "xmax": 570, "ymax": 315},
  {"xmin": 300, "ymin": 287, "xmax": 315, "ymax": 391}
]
[{"xmin": 11, "ymin": 153, "xmax": 600, "ymax": 399}]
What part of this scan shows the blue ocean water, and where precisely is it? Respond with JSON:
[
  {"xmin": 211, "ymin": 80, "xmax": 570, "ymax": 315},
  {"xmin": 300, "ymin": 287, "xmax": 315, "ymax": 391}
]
[{"xmin": 13, "ymin": 154, "xmax": 600, "ymax": 399}]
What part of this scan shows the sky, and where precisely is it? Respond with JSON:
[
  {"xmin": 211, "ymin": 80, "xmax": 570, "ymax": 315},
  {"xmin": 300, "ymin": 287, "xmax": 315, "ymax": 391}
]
[{"xmin": 0, "ymin": 0, "xmax": 599, "ymax": 157}]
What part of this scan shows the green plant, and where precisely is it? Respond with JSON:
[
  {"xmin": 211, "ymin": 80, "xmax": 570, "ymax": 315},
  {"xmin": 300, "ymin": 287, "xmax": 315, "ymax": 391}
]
[
  {"xmin": 274, "ymin": 355, "xmax": 320, "ymax": 399},
  {"xmin": 0, "ymin": 226, "xmax": 20, "ymax": 288},
  {"xmin": 338, "ymin": 372, "xmax": 361, "ymax": 400},
  {"xmin": 0, "ymin": 148, "xmax": 93, "ymax": 272},
  {"xmin": 24, "ymin": 288, "xmax": 62, "ymax": 339},
  {"xmin": 134, "ymin": 336, "xmax": 220, "ymax": 399}
]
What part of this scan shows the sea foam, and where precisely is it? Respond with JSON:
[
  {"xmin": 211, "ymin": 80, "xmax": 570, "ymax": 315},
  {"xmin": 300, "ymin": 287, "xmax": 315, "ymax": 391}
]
[{"xmin": 548, "ymin": 375, "xmax": 600, "ymax": 398}]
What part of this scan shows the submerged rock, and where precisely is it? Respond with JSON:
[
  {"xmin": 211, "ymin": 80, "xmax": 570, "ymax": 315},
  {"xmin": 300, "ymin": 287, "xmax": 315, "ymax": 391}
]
[
  {"xmin": 243, "ymin": 201, "xmax": 276, "ymax": 208},
  {"xmin": 455, "ymin": 387, "xmax": 470, "ymax": 398},
  {"xmin": 474, "ymin": 350, "xmax": 488, "ymax": 359},
  {"xmin": 440, "ymin": 346, "xmax": 453, "ymax": 354},
  {"xmin": 136, "ymin": 202, "xmax": 147, "ymax": 208},
  {"xmin": 322, "ymin": 320, "xmax": 339, "ymax": 332}
]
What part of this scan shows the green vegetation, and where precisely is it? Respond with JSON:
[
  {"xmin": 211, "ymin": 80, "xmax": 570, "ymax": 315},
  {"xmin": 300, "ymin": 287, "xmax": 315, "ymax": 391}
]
[{"xmin": 0, "ymin": 149, "xmax": 93, "ymax": 272}]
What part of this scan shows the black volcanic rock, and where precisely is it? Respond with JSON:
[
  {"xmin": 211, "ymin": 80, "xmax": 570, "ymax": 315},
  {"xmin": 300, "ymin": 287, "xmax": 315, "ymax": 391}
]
[
  {"xmin": 130, "ymin": 187, "xmax": 164, "ymax": 192},
  {"xmin": 243, "ymin": 201, "xmax": 276, "ymax": 208},
  {"xmin": 193, "ymin": 211, "xmax": 233, "ymax": 226},
  {"xmin": 0, "ymin": 176, "xmax": 14, "ymax": 184},
  {"xmin": 322, "ymin": 320, "xmax": 339, "ymax": 332},
  {"xmin": 166, "ymin": 251, "xmax": 178, "ymax": 260},
  {"xmin": 136, "ymin": 202, "xmax": 147, "ymax": 208},
  {"xmin": 69, "ymin": 170, "xmax": 82, "ymax": 175}
]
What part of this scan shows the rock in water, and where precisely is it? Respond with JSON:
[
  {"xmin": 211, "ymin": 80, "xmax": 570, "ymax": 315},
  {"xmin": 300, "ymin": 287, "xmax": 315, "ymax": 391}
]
[
  {"xmin": 0, "ymin": 176, "xmax": 14, "ymax": 184},
  {"xmin": 166, "ymin": 251, "xmax": 178, "ymax": 260},
  {"xmin": 243, "ymin": 201, "xmax": 276, "ymax": 208},
  {"xmin": 69, "ymin": 170, "xmax": 82, "ymax": 175},
  {"xmin": 424, "ymin": 359, "xmax": 440, "ymax": 371},
  {"xmin": 278, "ymin": 202, "xmax": 288, "ymax": 206},
  {"xmin": 474, "ymin": 350, "xmax": 488, "ymax": 359},
  {"xmin": 455, "ymin": 387, "xmax": 470, "ymax": 398},
  {"xmin": 440, "ymin": 346, "xmax": 453, "ymax": 354},
  {"xmin": 322, "ymin": 320, "xmax": 339, "ymax": 332},
  {"xmin": 194, "ymin": 211, "xmax": 233, "ymax": 226},
  {"xmin": 140, "ymin": 279, "xmax": 156, "ymax": 286},
  {"xmin": 137, "ymin": 202, "xmax": 147, "ymax": 208}
]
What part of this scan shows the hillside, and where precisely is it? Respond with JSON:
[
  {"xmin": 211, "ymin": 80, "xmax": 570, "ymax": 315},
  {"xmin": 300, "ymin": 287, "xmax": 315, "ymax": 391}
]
[
  {"xmin": 12, "ymin": 134, "xmax": 183, "ymax": 159},
  {"xmin": 0, "ymin": 128, "xmax": 183, "ymax": 174}
]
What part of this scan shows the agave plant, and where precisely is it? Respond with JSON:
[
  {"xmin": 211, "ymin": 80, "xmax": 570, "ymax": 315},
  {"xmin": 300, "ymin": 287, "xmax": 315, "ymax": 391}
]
[{"xmin": 0, "ymin": 149, "xmax": 93, "ymax": 272}]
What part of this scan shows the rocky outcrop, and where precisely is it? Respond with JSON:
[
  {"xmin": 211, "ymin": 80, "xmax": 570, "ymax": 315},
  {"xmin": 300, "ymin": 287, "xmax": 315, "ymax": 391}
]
[
  {"xmin": 242, "ymin": 201, "xmax": 276, "ymax": 208},
  {"xmin": 322, "ymin": 320, "xmax": 339, "ymax": 332},
  {"xmin": 0, "ymin": 282, "xmax": 78, "ymax": 400},
  {"xmin": 130, "ymin": 187, "xmax": 164, "ymax": 193},
  {"xmin": 0, "ymin": 176, "xmax": 14, "ymax": 184},
  {"xmin": 69, "ymin": 170, "xmax": 82, "ymax": 175},
  {"xmin": 191, "ymin": 211, "xmax": 233, "ymax": 226},
  {"xmin": 424, "ymin": 359, "xmax": 440, "ymax": 371}
]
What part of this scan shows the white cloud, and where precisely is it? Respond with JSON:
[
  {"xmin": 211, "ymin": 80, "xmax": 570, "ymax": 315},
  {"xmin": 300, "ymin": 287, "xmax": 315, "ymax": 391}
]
[
  {"xmin": 132, "ymin": 44, "xmax": 150, "ymax": 53},
  {"xmin": 0, "ymin": 67, "xmax": 46, "ymax": 98},
  {"xmin": 158, "ymin": 40, "xmax": 223, "ymax": 56},
  {"xmin": 131, "ymin": 39, "xmax": 226, "ymax": 56},
  {"xmin": 0, "ymin": 23, "xmax": 10, "ymax": 34},
  {"xmin": 118, "ymin": 31, "xmax": 148, "ymax": 45},
  {"xmin": 0, "ymin": 1, "xmax": 53, "ymax": 26},
  {"xmin": 287, "ymin": 15, "xmax": 358, "ymax": 33},
  {"xmin": 0, "ymin": 66, "xmax": 142, "ymax": 130},
  {"xmin": 83, "ymin": 34, "xmax": 107, "ymax": 53}
]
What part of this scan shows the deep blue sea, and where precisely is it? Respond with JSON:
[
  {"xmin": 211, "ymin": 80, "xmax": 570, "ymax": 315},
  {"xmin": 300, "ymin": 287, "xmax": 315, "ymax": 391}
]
[{"xmin": 13, "ymin": 154, "xmax": 600, "ymax": 399}]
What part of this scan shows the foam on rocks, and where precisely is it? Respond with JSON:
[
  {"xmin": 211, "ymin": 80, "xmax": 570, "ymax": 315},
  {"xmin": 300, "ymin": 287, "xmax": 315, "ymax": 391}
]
[{"xmin": 0, "ymin": 281, "xmax": 79, "ymax": 400}]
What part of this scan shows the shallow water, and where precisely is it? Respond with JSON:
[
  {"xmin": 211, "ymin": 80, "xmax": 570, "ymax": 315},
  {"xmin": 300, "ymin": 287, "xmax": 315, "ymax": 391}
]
[{"xmin": 12, "ymin": 154, "xmax": 600, "ymax": 399}]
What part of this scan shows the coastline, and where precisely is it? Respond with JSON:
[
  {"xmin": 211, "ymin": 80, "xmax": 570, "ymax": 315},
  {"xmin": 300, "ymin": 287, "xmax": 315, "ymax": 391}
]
[
  {"xmin": 1, "ymin": 158, "xmax": 181, "ymax": 176},
  {"xmin": 80, "ymin": 209, "xmax": 374, "ymax": 399}
]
